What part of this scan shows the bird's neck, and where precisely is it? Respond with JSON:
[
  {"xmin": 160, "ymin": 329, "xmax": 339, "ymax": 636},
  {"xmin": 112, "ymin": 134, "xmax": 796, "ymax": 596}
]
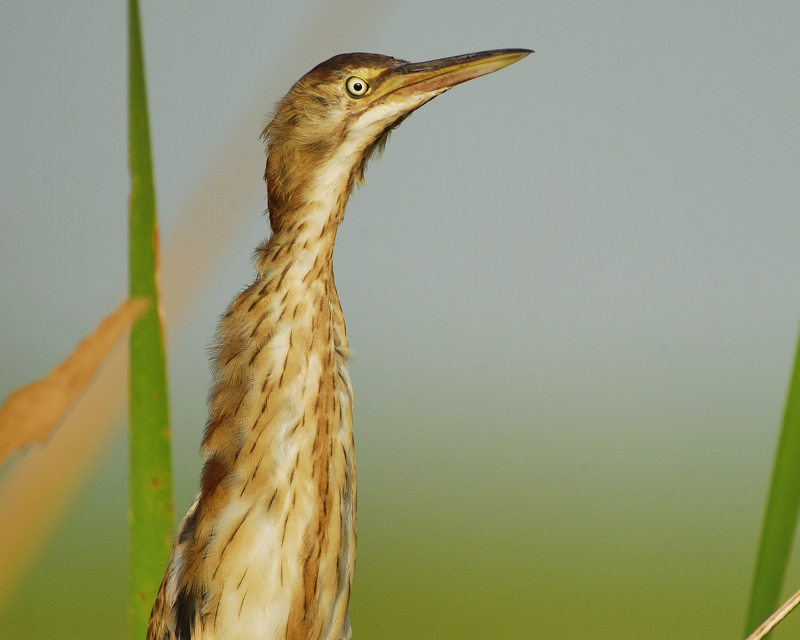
[
  {"xmin": 264, "ymin": 135, "xmax": 366, "ymax": 237},
  {"xmin": 205, "ymin": 170, "xmax": 354, "ymax": 465}
]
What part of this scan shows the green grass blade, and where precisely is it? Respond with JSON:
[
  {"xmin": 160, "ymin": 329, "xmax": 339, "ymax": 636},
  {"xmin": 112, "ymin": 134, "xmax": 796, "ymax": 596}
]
[
  {"xmin": 745, "ymin": 330, "xmax": 800, "ymax": 637},
  {"xmin": 128, "ymin": 1, "xmax": 174, "ymax": 638}
]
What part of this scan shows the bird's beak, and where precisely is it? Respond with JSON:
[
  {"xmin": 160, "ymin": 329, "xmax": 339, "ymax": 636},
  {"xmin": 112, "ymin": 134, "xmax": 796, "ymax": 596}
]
[{"xmin": 375, "ymin": 48, "xmax": 532, "ymax": 104}]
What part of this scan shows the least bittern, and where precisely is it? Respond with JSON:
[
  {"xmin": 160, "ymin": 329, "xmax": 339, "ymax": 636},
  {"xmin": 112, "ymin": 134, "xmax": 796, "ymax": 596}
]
[{"xmin": 147, "ymin": 48, "xmax": 531, "ymax": 640}]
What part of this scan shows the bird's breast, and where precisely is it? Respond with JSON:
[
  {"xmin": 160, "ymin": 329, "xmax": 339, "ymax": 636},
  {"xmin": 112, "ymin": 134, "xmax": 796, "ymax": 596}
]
[{"xmin": 170, "ymin": 263, "xmax": 356, "ymax": 640}]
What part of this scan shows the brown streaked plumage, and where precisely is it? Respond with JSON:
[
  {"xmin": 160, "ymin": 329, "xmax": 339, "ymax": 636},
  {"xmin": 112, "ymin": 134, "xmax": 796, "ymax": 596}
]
[{"xmin": 146, "ymin": 48, "xmax": 531, "ymax": 640}]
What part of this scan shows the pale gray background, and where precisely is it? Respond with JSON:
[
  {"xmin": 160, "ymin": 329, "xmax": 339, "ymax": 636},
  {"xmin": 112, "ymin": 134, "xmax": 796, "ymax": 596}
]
[{"xmin": 2, "ymin": 1, "xmax": 800, "ymax": 638}]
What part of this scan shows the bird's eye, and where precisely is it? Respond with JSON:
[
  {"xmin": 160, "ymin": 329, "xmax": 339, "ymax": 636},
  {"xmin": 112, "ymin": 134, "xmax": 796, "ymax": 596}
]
[{"xmin": 345, "ymin": 76, "xmax": 369, "ymax": 97}]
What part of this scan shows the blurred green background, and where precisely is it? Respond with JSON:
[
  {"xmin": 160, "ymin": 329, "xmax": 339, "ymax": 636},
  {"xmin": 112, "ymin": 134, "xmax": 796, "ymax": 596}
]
[{"xmin": 2, "ymin": 1, "xmax": 800, "ymax": 638}]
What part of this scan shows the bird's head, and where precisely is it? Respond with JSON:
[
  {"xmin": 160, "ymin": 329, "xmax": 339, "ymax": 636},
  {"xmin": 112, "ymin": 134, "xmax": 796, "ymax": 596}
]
[{"xmin": 262, "ymin": 49, "xmax": 531, "ymax": 231}]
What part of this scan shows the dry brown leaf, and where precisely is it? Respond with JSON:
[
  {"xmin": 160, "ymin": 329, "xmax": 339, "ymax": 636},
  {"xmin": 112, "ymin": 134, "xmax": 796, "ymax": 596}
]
[
  {"xmin": 0, "ymin": 298, "xmax": 148, "ymax": 466},
  {"xmin": 0, "ymin": 344, "xmax": 127, "ymax": 609}
]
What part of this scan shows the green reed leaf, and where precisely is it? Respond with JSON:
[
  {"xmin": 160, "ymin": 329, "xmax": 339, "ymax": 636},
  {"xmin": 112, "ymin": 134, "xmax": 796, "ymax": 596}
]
[
  {"xmin": 128, "ymin": 1, "xmax": 174, "ymax": 637},
  {"xmin": 746, "ymin": 330, "xmax": 800, "ymax": 637}
]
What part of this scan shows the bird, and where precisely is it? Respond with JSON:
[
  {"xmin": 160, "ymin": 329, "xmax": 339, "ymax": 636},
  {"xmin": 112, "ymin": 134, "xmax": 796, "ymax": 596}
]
[{"xmin": 146, "ymin": 48, "xmax": 531, "ymax": 640}]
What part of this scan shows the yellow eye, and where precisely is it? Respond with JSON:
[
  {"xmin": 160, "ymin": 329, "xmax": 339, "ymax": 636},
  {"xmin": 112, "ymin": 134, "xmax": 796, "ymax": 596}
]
[{"xmin": 345, "ymin": 76, "xmax": 369, "ymax": 97}]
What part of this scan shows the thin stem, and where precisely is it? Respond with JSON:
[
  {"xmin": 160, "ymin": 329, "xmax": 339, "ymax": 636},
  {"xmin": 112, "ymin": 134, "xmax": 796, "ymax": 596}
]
[{"xmin": 745, "ymin": 587, "xmax": 800, "ymax": 640}]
